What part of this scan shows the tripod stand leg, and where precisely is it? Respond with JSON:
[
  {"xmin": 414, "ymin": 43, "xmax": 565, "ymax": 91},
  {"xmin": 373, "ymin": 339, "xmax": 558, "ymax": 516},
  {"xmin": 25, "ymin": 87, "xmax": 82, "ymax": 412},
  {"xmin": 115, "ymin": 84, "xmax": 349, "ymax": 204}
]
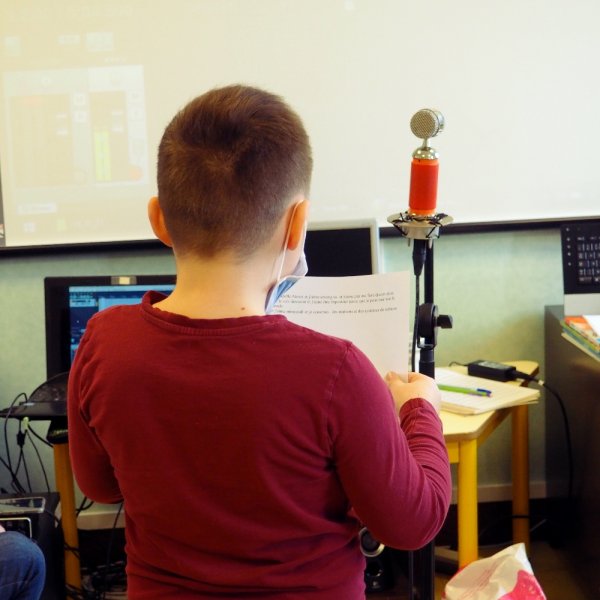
[{"xmin": 409, "ymin": 543, "xmax": 436, "ymax": 600}]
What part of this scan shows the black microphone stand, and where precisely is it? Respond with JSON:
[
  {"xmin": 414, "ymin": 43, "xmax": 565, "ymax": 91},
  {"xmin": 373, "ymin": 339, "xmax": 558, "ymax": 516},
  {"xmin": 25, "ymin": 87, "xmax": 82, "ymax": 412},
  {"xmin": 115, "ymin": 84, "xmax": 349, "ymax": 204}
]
[{"xmin": 387, "ymin": 210, "xmax": 453, "ymax": 600}]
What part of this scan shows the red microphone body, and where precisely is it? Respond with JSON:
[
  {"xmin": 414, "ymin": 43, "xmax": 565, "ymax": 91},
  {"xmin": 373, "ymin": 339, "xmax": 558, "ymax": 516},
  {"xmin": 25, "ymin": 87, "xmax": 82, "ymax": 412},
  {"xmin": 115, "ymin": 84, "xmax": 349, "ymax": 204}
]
[
  {"xmin": 409, "ymin": 157, "xmax": 439, "ymax": 216},
  {"xmin": 407, "ymin": 109, "xmax": 444, "ymax": 217}
]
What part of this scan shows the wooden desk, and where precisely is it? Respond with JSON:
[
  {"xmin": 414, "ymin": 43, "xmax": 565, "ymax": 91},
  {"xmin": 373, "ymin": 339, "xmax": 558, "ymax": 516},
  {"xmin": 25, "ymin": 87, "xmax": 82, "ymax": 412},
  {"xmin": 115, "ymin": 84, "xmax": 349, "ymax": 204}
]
[{"xmin": 440, "ymin": 360, "xmax": 538, "ymax": 567}]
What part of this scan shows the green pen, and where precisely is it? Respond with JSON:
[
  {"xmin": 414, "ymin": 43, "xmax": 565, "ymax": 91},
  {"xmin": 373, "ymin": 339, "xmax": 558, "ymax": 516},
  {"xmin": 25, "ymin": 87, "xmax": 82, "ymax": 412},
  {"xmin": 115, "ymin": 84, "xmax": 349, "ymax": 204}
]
[{"xmin": 438, "ymin": 384, "xmax": 492, "ymax": 397}]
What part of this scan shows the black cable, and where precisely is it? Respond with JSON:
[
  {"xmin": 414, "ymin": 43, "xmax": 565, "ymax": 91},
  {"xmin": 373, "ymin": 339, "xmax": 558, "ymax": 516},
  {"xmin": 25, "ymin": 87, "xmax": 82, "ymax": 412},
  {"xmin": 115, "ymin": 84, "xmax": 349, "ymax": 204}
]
[
  {"xmin": 508, "ymin": 370, "xmax": 574, "ymax": 504},
  {"xmin": 25, "ymin": 430, "xmax": 51, "ymax": 493},
  {"xmin": 411, "ymin": 274, "xmax": 420, "ymax": 372},
  {"xmin": 17, "ymin": 447, "xmax": 32, "ymax": 493},
  {"xmin": 15, "ymin": 423, "xmax": 32, "ymax": 492},
  {"xmin": 0, "ymin": 455, "xmax": 18, "ymax": 484},
  {"xmin": 102, "ymin": 502, "xmax": 125, "ymax": 600},
  {"xmin": 530, "ymin": 378, "xmax": 573, "ymax": 502},
  {"xmin": 512, "ymin": 372, "xmax": 573, "ymax": 487},
  {"xmin": 3, "ymin": 392, "xmax": 28, "ymax": 493},
  {"xmin": 13, "ymin": 448, "xmax": 24, "ymax": 492},
  {"xmin": 28, "ymin": 424, "xmax": 53, "ymax": 447},
  {"xmin": 76, "ymin": 495, "xmax": 95, "ymax": 515}
]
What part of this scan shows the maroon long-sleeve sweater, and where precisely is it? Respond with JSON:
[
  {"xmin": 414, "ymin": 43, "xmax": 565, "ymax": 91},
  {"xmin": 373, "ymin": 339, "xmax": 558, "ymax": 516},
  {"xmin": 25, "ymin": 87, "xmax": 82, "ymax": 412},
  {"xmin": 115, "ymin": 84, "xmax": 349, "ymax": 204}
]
[{"xmin": 68, "ymin": 292, "xmax": 451, "ymax": 599}]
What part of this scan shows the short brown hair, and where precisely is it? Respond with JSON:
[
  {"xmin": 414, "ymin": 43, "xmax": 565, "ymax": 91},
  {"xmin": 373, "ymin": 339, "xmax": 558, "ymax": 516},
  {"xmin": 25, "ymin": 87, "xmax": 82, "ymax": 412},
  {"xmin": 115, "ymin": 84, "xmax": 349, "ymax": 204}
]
[{"xmin": 156, "ymin": 85, "xmax": 312, "ymax": 257}]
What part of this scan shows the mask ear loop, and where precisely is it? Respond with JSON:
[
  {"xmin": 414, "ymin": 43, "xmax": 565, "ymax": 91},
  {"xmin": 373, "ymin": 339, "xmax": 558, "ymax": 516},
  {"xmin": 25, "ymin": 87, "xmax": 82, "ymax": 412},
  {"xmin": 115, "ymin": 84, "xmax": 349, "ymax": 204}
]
[{"xmin": 270, "ymin": 202, "xmax": 301, "ymax": 284}]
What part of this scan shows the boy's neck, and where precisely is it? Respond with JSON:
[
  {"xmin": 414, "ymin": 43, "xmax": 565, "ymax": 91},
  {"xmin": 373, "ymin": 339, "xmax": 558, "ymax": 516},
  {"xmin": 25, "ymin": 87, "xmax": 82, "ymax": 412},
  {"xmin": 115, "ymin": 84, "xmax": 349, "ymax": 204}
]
[{"xmin": 153, "ymin": 251, "xmax": 275, "ymax": 319}]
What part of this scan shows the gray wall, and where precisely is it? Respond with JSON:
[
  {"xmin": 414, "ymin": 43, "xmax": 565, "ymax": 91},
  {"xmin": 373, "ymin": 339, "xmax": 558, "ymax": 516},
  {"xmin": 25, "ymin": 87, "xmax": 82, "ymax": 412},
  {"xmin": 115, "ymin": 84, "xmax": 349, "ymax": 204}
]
[
  {"xmin": 0, "ymin": 228, "xmax": 563, "ymax": 511},
  {"xmin": 382, "ymin": 227, "xmax": 563, "ymax": 499}
]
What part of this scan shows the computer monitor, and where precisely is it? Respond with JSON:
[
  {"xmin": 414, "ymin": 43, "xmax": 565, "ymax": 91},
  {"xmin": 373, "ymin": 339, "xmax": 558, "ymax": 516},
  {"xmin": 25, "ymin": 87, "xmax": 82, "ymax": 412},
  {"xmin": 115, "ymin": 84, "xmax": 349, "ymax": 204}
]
[
  {"xmin": 304, "ymin": 219, "xmax": 380, "ymax": 277},
  {"xmin": 561, "ymin": 219, "xmax": 600, "ymax": 315},
  {"xmin": 43, "ymin": 220, "xmax": 380, "ymax": 378},
  {"xmin": 44, "ymin": 274, "xmax": 176, "ymax": 378}
]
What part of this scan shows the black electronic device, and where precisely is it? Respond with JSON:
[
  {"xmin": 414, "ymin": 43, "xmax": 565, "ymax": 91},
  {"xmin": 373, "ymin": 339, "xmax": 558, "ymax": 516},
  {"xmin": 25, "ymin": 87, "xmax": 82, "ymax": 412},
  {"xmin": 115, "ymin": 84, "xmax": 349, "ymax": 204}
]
[
  {"xmin": 0, "ymin": 372, "xmax": 68, "ymax": 420},
  {"xmin": 467, "ymin": 360, "xmax": 517, "ymax": 381},
  {"xmin": 0, "ymin": 515, "xmax": 33, "ymax": 537},
  {"xmin": 0, "ymin": 494, "xmax": 46, "ymax": 514}
]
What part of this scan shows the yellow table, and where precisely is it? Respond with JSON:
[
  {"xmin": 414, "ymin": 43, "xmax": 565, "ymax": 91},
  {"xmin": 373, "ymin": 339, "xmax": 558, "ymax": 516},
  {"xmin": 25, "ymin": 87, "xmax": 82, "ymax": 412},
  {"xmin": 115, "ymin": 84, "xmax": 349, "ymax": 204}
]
[{"xmin": 440, "ymin": 360, "xmax": 538, "ymax": 567}]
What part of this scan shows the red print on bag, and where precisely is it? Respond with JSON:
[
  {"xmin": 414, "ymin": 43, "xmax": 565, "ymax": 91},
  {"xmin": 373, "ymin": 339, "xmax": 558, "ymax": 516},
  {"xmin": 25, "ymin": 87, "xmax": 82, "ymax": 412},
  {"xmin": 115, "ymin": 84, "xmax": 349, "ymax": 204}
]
[{"xmin": 499, "ymin": 570, "xmax": 545, "ymax": 599}]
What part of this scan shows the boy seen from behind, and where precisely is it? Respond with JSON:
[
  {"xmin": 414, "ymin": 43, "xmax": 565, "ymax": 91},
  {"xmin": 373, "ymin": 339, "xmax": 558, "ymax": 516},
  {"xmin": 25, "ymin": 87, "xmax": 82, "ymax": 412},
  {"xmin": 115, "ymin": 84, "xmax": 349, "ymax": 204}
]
[{"xmin": 68, "ymin": 84, "xmax": 451, "ymax": 599}]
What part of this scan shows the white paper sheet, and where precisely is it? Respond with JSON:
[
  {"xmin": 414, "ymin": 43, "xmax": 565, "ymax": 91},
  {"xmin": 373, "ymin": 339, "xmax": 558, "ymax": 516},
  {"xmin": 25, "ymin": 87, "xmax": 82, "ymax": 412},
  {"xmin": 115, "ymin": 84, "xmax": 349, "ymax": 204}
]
[{"xmin": 273, "ymin": 272, "xmax": 410, "ymax": 378}]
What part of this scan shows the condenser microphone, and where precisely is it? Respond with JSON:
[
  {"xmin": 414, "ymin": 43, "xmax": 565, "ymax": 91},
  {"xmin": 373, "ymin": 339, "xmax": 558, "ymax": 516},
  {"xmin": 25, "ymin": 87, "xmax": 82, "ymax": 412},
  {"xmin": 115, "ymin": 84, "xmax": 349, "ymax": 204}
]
[
  {"xmin": 410, "ymin": 109, "xmax": 444, "ymax": 141},
  {"xmin": 387, "ymin": 108, "xmax": 452, "ymax": 242},
  {"xmin": 408, "ymin": 109, "xmax": 444, "ymax": 217}
]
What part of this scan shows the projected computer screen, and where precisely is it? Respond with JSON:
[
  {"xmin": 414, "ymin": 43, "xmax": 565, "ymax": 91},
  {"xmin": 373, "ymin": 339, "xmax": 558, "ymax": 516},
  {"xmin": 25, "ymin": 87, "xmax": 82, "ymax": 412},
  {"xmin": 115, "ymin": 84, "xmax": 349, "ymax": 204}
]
[{"xmin": 3, "ymin": 1, "xmax": 600, "ymax": 250}]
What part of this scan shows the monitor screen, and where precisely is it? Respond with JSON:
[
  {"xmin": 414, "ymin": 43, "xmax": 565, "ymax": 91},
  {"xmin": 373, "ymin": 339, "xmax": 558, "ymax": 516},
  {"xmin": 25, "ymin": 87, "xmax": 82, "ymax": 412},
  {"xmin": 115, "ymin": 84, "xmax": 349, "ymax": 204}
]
[
  {"xmin": 44, "ymin": 274, "xmax": 176, "ymax": 378},
  {"xmin": 68, "ymin": 282, "xmax": 176, "ymax": 363},
  {"xmin": 44, "ymin": 221, "xmax": 379, "ymax": 378}
]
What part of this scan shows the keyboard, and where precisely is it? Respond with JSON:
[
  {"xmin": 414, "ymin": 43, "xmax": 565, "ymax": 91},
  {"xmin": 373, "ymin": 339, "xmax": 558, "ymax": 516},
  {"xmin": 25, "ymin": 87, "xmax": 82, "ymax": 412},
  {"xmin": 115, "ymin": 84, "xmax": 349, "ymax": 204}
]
[{"xmin": 573, "ymin": 233, "xmax": 600, "ymax": 285}]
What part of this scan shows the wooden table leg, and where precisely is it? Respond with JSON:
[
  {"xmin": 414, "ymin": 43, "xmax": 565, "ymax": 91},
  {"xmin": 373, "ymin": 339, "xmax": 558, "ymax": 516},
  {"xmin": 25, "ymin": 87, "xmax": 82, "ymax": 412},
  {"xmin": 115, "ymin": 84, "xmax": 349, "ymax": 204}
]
[
  {"xmin": 457, "ymin": 438, "xmax": 478, "ymax": 567},
  {"xmin": 53, "ymin": 443, "xmax": 82, "ymax": 591},
  {"xmin": 512, "ymin": 404, "xmax": 530, "ymax": 551}
]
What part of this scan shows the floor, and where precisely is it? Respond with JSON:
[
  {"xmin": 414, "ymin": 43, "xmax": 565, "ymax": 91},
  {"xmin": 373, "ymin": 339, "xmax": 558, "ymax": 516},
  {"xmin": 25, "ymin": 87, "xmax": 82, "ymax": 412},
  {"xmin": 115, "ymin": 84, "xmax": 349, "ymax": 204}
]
[
  {"xmin": 437, "ymin": 542, "xmax": 590, "ymax": 599},
  {"xmin": 366, "ymin": 541, "xmax": 592, "ymax": 599},
  {"xmin": 77, "ymin": 529, "xmax": 595, "ymax": 598}
]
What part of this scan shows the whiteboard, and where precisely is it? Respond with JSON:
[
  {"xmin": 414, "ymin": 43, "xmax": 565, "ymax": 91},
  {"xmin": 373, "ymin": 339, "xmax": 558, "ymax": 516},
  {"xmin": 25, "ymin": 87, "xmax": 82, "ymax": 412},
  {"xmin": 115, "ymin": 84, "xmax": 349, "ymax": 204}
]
[{"xmin": 1, "ymin": 0, "xmax": 599, "ymax": 249}]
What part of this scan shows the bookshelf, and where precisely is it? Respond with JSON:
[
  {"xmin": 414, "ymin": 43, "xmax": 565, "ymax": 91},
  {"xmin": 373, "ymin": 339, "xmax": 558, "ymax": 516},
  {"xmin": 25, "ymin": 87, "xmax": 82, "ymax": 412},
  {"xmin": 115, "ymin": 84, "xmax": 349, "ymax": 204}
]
[{"xmin": 544, "ymin": 306, "xmax": 600, "ymax": 598}]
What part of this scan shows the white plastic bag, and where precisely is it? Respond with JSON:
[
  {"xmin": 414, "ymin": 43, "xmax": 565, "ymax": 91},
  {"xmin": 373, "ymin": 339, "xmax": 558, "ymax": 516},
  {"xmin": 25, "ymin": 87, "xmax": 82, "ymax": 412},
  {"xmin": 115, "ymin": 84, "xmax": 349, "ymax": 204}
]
[{"xmin": 443, "ymin": 543, "xmax": 546, "ymax": 600}]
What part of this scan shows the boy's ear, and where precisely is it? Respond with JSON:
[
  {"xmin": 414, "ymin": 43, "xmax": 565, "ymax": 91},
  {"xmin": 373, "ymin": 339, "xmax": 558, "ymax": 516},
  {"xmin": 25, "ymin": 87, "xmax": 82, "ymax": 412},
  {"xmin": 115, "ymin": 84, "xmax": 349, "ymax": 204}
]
[
  {"xmin": 286, "ymin": 199, "xmax": 310, "ymax": 250},
  {"xmin": 147, "ymin": 197, "xmax": 173, "ymax": 247}
]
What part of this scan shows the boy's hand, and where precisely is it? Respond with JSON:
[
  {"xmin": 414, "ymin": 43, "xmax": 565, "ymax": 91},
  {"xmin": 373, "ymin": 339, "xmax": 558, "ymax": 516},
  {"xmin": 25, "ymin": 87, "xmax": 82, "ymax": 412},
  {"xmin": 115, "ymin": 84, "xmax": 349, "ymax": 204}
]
[{"xmin": 385, "ymin": 371, "xmax": 441, "ymax": 414}]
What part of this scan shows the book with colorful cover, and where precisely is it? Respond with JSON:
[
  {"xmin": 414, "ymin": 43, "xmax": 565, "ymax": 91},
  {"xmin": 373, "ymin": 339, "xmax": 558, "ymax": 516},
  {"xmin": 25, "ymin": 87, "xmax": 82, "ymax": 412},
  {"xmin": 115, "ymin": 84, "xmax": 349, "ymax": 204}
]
[
  {"xmin": 563, "ymin": 315, "xmax": 599, "ymax": 344},
  {"xmin": 563, "ymin": 315, "xmax": 600, "ymax": 348},
  {"xmin": 561, "ymin": 315, "xmax": 600, "ymax": 360}
]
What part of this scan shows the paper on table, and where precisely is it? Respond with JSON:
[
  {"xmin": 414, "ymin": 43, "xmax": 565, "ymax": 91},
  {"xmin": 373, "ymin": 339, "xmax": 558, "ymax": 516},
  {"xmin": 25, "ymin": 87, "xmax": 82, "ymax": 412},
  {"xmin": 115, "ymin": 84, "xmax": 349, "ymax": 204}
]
[
  {"xmin": 435, "ymin": 368, "xmax": 540, "ymax": 415},
  {"xmin": 273, "ymin": 272, "xmax": 410, "ymax": 379}
]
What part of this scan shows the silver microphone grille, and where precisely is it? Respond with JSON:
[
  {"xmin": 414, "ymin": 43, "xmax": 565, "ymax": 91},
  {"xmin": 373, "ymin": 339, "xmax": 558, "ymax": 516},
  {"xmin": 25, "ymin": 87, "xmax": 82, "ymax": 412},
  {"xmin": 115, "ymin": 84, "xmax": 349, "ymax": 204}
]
[{"xmin": 410, "ymin": 109, "xmax": 444, "ymax": 140}]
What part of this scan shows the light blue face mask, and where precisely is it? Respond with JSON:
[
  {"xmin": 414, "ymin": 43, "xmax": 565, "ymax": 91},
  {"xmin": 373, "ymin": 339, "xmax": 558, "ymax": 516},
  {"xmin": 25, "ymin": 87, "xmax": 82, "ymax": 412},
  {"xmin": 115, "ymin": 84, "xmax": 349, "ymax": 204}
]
[{"xmin": 264, "ymin": 251, "xmax": 308, "ymax": 314}]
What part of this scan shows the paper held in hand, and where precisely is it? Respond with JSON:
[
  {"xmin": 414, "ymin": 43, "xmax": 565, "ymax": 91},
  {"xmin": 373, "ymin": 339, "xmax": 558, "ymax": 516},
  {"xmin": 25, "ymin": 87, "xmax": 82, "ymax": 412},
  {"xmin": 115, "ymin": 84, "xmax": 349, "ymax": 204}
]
[
  {"xmin": 435, "ymin": 368, "xmax": 540, "ymax": 415},
  {"xmin": 273, "ymin": 272, "xmax": 410, "ymax": 380}
]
